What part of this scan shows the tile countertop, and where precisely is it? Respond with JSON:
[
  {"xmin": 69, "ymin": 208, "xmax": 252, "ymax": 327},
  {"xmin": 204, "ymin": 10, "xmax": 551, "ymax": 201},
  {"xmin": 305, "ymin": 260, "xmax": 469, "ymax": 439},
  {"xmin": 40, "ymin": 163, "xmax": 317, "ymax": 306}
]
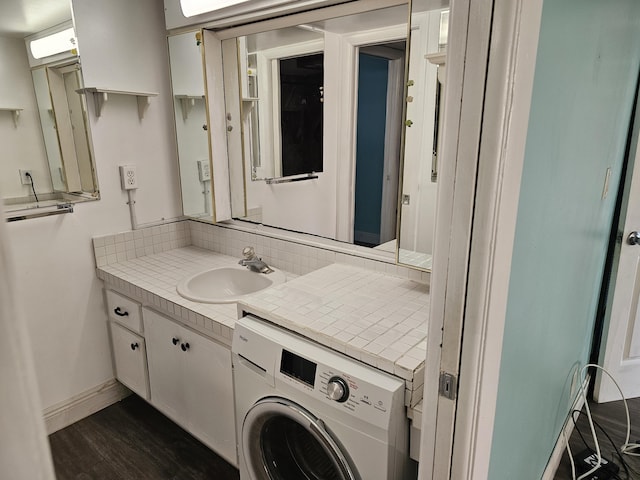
[
  {"xmin": 238, "ymin": 263, "xmax": 429, "ymax": 408},
  {"xmin": 97, "ymin": 247, "xmax": 252, "ymax": 344},
  {"xmin": 97, "ymin": 246, "xmax": 429, "ymax": 408}
]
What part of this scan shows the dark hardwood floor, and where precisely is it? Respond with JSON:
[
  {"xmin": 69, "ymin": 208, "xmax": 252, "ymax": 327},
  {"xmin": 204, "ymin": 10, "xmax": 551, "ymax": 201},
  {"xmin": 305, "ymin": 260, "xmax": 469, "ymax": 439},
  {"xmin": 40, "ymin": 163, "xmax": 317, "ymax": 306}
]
[
  {"xmin": 48, "ymin": 395, "xmax": 239, "ymax": 480},
  {"xmin": 554, "ymin": 397, "xmax": 640, "ymax": 480},
  {"xmin": 48, "ymin": 393, "xmax": 640, "ymax": 480}
]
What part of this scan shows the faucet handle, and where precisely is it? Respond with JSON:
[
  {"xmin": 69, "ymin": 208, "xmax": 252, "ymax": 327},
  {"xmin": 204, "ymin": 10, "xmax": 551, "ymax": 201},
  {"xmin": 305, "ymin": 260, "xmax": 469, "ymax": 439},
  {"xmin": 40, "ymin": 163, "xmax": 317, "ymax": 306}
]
[{"xmin": 242, "ymin": 246, "xmax": 255, "ymax": 259}]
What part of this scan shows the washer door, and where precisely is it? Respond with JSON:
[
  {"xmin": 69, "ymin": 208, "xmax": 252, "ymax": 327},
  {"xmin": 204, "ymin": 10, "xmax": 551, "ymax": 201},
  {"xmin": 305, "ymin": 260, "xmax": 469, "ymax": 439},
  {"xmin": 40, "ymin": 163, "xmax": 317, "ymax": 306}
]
[{"xmin": 242, "ymin": 396, "xmax": 359, "ymax": 480}]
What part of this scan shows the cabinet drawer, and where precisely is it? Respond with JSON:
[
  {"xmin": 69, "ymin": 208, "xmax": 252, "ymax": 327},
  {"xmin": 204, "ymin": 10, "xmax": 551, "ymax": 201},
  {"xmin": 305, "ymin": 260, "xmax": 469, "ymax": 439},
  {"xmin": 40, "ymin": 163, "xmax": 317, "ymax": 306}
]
[
  {"xmin": 110, "ymin": 322, "xmax": 150, "ymax": 400},
  {"xmin": 106, "ymin": 290, "xmax": 142, "ymax": 333}
]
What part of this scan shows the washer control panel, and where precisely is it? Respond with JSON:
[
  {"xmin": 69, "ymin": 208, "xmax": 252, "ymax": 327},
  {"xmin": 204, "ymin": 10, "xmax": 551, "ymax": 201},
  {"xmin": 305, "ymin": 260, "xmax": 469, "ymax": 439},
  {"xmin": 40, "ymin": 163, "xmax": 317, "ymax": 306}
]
[
  {"xmin": 315, "ymin": 368, "xmax": 398, "ymax": 422},
  {"xmin": 235, "ymin": 315, "xmax": 404, "ymax": 428}
]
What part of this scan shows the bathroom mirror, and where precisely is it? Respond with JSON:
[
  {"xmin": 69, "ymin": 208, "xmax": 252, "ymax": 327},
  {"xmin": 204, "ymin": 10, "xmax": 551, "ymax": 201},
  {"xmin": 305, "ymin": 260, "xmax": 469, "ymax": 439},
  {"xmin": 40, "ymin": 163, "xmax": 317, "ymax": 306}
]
[
  {"xmin": 173, "ymin": 0, "xmax": 449, "ymax": 269},
  {"xmin": 397, "ymin": 0, "xmax": 448, "ymax": 270},
  {"xmin": 1, "ymin": 20, "xmax": 99, "ymax": 215},
  {"xmin": 168, "ymin": 31, "xmax": 212, "ymax": 218},
  {"xmin": 223, "ymin": 1, "xmax": 412, "ymax": 248}
]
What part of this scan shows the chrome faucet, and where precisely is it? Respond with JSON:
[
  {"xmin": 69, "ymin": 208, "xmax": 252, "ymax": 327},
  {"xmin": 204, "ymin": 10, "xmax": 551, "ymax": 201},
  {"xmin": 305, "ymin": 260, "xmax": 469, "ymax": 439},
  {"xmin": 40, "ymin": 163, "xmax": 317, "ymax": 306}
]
[{"xmin": 238, "ymin": 246, "xmax": 274, "ymax": 274}]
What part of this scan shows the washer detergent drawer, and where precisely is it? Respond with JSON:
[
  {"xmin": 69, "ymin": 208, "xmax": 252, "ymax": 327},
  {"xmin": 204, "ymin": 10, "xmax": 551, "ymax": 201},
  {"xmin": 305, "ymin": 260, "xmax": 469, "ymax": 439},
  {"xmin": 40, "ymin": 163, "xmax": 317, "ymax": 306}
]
[{"xmin": 232, "ymin": 319, "xmax": 278, "ymax": 380}]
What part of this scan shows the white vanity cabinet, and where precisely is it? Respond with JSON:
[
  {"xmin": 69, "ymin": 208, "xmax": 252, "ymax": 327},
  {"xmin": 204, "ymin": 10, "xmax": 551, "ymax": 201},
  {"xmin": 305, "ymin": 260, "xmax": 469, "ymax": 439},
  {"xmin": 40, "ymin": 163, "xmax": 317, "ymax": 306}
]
[
  {"xmin": 143, "ymin": 307, "xmax": 237, "ymax": 466},
  {"xmin": 106, "ymin": 290, "xmax": 149, "ymax": 399}
]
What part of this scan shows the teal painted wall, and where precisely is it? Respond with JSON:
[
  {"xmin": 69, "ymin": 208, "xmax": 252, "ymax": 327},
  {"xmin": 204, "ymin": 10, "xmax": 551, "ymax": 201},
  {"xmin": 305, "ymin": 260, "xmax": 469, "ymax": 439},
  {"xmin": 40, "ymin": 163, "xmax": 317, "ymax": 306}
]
[
  {"xmin": 354, "ymin": 54, "xmax": 389, "ymax": 245},
  {"xmin": 488, "ymin": 1, "xmax": 640, "ymax": 478}
]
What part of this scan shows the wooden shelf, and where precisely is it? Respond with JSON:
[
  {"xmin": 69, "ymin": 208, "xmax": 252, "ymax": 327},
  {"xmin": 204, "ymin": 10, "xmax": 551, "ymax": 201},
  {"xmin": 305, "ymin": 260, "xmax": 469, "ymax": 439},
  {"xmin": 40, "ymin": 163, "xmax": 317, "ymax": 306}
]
[
  {"xmin": 425, "ymin": 51, "xmax": 446, "ymax": 65},
  {"xmin": 76, "ymin": 88, "xmax": 158, "ymax": 119},
  {"xmin": 174, "ymin": 94, "xmax": 204, "ymax": 120},
  {"xmin": 0, "ymin": 108, "xmax": 24, "ymax": 127}
]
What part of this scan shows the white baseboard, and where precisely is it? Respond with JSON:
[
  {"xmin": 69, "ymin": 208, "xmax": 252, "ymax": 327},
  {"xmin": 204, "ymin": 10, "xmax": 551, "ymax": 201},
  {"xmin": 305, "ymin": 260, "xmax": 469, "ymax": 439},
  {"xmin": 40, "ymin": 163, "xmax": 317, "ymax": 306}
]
[
  {"xmin": 542, "ymin": 375, "xmax": 591, "ymax": 480},
  {"xmin": 43, "ymin": 379, "xmax": 131, "ymax": 435}
]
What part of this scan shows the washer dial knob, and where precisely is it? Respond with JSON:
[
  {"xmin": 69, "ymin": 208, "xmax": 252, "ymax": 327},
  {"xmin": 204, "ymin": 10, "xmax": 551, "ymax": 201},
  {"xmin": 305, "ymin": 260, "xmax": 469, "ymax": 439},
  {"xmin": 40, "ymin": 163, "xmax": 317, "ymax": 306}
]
[{"xmin": 327, "ymin": 376, "xmax": 349, "ymax": 403}]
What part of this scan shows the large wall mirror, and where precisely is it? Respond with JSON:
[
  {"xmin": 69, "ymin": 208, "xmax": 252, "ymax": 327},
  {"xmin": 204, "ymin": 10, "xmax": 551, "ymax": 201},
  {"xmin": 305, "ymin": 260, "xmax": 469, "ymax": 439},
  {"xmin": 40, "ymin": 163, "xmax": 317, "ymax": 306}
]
[
  {"xmin": 1, "ymin": 17, "xmax": 99, "ymax": 217},
  {"xmin": 222, "ymin": 1, "xmax": 414, "ymax": 248},
  {"xmin": 172, "ymin": 0, "xmax": 449, "ymax": 270}
]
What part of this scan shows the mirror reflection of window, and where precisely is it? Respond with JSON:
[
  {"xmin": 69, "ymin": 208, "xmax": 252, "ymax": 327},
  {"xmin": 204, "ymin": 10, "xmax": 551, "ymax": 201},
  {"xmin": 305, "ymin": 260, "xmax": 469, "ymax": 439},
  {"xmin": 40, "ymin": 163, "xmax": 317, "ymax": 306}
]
[
  {"xmin": 279, "ymin": 53, "xmax": 323, "ymax": 177},
  {"xmin": 239, "ymin": 26, "xmax": 325, "ymax": 181}
]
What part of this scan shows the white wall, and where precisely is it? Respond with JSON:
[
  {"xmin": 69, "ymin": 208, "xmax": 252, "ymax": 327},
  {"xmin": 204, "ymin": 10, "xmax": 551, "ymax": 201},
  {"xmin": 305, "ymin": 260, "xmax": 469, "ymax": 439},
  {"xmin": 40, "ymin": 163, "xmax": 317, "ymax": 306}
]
[
  {"xmin": 0, "ymin": 36, "xmax": 52, "ymax": 199},
  {"xmin": 5, "ymin": 0, "xmax": 182, "ymax": 411}
]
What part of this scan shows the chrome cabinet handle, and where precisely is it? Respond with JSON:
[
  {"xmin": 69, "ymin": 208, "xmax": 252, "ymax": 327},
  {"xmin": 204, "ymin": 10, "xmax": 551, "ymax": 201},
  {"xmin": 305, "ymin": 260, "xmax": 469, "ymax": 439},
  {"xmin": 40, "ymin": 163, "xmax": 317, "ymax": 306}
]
[
  {"xmin": 628, "ymin": 231, "xmax": 640, "ymax": 245},
  {"xmin": 114, "ymin": 307, "xmax": 129, "ymax": 317}
]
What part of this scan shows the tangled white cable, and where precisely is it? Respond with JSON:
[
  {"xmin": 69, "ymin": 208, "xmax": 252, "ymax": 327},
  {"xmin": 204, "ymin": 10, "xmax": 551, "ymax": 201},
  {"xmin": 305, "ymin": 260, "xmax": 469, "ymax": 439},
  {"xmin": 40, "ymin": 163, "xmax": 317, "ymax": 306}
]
[{"xmin": 566, "ymin": 363, "xmax": 640, "ymax": 480}]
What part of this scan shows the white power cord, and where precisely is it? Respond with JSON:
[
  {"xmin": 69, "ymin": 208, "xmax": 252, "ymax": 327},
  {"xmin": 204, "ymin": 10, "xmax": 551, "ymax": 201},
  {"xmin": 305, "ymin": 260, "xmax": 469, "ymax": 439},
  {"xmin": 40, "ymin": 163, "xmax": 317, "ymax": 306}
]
[
  {"xmin": 566, "ymin": 363, "xmax": 640, "ymax": 480},
  {"xmin": 127, "ymin": 189, "xmax": 138, "ymax": 230}
]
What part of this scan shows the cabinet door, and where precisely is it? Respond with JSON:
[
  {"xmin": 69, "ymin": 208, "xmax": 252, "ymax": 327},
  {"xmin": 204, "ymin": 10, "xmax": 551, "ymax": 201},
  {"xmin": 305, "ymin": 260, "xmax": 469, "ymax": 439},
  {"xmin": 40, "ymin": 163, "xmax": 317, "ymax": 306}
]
[
  {"xmin": 143, "ymin": 308, "xmax": 186, "ymax": 425},
  {"xmin": 182, "ymin": 329, "xmax": 237, "ymax": 466},
  {"xmin": 110, "ymin": 322, "xmax": 149, "ymax": 399}
]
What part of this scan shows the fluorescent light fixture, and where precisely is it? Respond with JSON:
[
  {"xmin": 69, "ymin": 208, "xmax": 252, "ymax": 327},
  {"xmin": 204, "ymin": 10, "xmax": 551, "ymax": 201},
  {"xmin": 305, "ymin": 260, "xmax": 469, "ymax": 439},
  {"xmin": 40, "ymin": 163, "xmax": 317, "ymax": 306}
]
[
  {"xmin": 30, "ymin": 27, "xmax": 77, "ymax": 59},
  {"xmin": 180, "ymin": 0, "xmax": 251, "ymax": 17}
]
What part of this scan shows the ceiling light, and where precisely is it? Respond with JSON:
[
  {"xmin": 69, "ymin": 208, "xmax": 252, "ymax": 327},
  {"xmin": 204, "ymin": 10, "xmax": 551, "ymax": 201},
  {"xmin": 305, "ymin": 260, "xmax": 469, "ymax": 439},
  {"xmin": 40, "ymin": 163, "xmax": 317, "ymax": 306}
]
[
  {"xmin": 180, "ymin": 0, "xmax": 251, "ymax": 17},
  {"xmin": 30, "ymin": 27, "xmax": 77, "ymax": 60}
]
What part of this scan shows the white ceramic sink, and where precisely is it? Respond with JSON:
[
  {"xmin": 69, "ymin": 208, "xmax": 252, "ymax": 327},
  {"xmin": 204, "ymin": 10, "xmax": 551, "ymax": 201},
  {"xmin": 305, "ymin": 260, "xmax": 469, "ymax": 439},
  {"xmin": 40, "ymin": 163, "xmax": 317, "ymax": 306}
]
[{"xmin": 176, "ymin": 265, "xmax": 285, "ymax": 303}]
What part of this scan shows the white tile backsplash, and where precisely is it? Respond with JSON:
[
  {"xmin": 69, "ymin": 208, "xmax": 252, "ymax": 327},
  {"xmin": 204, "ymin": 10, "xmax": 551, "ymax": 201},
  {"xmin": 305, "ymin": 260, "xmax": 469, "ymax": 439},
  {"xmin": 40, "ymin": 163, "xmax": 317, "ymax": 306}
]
[
  {"xmin": 93, "ymin": 221, "xmax": 191, "ymax": 267},
  {"xmin": 189, "ymin": 220, "xmax": 429, "ymax": 282}
]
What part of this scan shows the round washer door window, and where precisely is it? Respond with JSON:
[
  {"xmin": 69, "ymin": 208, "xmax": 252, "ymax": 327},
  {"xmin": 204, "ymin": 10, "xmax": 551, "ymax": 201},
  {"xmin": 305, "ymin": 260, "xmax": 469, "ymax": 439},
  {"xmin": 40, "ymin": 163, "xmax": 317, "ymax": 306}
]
[{"xmin": 242, "ymin": 397, "xmax": 358, "ymax": 480}]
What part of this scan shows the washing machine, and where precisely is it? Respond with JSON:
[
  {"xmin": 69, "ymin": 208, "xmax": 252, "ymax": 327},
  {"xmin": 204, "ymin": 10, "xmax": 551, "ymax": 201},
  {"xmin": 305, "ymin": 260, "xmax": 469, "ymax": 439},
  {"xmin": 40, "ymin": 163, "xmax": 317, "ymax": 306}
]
[{"xmin": 232, "ymin": 314, "xmax": 413, "ymax": 480}]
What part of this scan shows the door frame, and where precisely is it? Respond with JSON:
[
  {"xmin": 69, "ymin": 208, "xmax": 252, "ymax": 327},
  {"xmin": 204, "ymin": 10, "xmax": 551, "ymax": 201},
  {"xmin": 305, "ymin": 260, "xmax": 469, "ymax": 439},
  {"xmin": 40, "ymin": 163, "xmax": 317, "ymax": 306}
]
[
  {"xmin": 334, "ymin": 24, "xmax": 409, "ymax": 243},
  {"xmin": 419, "ymin": 0, "xmax": 545, "ymax": 478}
]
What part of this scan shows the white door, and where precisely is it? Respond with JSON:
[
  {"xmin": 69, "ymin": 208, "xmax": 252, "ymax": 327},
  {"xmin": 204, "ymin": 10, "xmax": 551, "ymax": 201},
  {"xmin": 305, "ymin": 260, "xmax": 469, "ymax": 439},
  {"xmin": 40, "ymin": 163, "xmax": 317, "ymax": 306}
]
[
  {"xmin": 594, "ymin": 102, "xmax": 640, "ymax": 402},
  {"xmin": 416, "ymin": 0, "xmax": 494, "ymax": 475}
]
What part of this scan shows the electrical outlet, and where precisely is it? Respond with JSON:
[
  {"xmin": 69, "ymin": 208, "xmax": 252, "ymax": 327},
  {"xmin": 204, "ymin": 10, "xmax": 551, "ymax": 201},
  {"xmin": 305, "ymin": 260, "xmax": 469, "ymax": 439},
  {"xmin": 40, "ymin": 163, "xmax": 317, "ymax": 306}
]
[
  {"xmin": 119, "ymin": 165, "xmax": 138, "ymax": 190},
  {"xmin": 19, "ymin": 169, "xmax": 33, "ymax": 185},
  {"xmin": 198, "ymin": 159, "xmax": 211, "ymax": 182}
]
